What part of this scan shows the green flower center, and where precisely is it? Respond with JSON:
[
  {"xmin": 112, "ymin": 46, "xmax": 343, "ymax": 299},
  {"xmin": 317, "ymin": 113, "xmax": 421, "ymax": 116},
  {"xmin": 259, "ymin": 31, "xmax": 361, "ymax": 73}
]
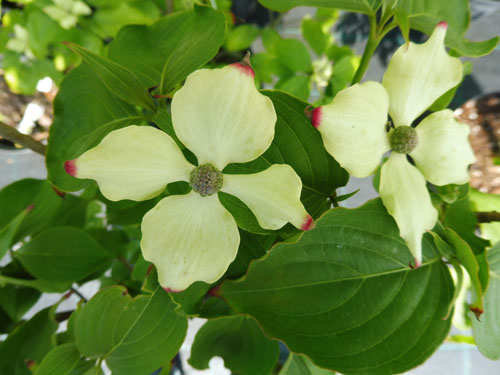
[
  {"xmin": 189, "ymin": 164, "xmax": 223, "ymax": 197},
  {"xmin": 389, "ymin": 126, "xmax": 418, "ymax": 154}
]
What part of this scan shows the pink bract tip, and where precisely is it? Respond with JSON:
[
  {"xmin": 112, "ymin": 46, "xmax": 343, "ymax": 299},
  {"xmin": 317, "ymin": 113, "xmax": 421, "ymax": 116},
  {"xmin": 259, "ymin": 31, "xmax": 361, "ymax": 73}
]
[
  {"xmin": 230, "ymin": 62, "xmax": 255, "ymax": 78},
  {"xmin": 301, "ymin": 215, "xmax": 315, "ymax": 231},
  {"xmin": 311, "ymin": 107, "xmax": 322, "ymax": 128},
  {"xmin": 437, "ymin": 21, "xmax": 448, "ymax": 29},
  {"xmin": 64, "ymin": 160, "xmax": 77, "ymax": 176},
  {"xmin": 409, "ymin": 260, "xmax": 421, "ymax": 269}
]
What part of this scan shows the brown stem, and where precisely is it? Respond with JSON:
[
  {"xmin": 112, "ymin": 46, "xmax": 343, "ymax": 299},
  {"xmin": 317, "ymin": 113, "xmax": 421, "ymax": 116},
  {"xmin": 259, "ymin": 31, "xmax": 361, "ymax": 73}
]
[
  {"xmin": 476, "ymin": 211, "xmax": 500, "ymax": 223},
  {"xmin": 0, "ymin": 121, "xmax": 46, "ymax": 156}
]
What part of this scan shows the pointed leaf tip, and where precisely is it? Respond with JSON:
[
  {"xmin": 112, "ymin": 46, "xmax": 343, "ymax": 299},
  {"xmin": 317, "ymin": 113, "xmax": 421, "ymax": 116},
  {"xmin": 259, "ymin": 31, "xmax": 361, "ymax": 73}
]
[
  {"xmin": 470, "ymin": 306, "xmax": 483, "ymax": 320},
  {"xmin": 64, "ymin": 160, "xmax": 77, "ymax": 176}
]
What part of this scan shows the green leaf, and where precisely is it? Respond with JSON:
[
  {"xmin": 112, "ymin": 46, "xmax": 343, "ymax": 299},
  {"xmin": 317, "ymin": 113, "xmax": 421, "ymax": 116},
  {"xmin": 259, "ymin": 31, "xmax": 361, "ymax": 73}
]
[
  {"xmin": 301, "ymin": 18, "xmax": 329, "ymax": 55},
  {"xmin": 0, "ymin": 306, "xmax": 58, "ymax": 375},
  {"xmin": 280, "ymin": 353, "xmax": 335, "ymax": 375},
  {"xmin": 472, "ymin": 241, "xmax": 500, "ymax": 359},
  {"xmin": 275, "ymin": 75, "xmax": 311, "ymax": 101},
  {"xmin": 34, "ymin": 343, "xmax": 82, "ymax": 375},
  {"xmin": 225, "ymin": 24, "xmax": 260, "ymax": 52},
  {"xmin": 258, "ymin": 0, "xmax": 382, "ymax": 15},
  {"xmin": 444, "ymin": 198, "xmax": 490, "ymax": 254},
  {"xmin": 16, "ymin": 226, "xmax": 113, "ymax": 284},
  {"xmin": 0, "ymin": 179, "xmax": 62, "ymax": 243},
  {"xmin": 444, "ymin": 228, "xmax": 484, "ymax": 314},
  {"xmin": 0, "ymin": 207, "xmax": 31, "ymax": 260},
  {"xmin": 189, "ymin": 316, "xmax": 280, "ymax": 375},
  {"xmin": 220, "ymin": 199, "xmax": 454, "ymax": 374},
  {"xmin": 47, "ymin": 63, "xmax": 143, "ymax": 192},
  {"xmin": 223, "ymin": 90, "xmax": 348, "ymax": 233},
  {"xmin": 64, "ymin": 42, "xmax": 156, "ymax": 111},
  {"xmin": 0, "ymin": 284, "xmax": 40, "ymax": 321},
  {"xmin": 74, "ymin": 286, "xmax": 187, "ymax": 374},
  {"xmin": 470, "ymin": 189, "xmax": 500, "ymax": 244},
  {"xmin": 276, "ymin": 39, "xmax": 312, "ymax": 72},
  {"xmin": 107, "ymin": 6, "xmax": 226, "ymax": 94},
  {"xmin": 396, "ymin": 0, "xmax": 499, "ymax": 57}
]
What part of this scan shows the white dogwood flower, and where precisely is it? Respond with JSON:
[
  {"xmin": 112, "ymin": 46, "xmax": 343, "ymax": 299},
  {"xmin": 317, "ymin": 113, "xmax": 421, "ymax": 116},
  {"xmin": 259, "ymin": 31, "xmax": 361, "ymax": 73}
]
[
  {"xmin": 44, "ymin": 0, "xmax": 91, "ymax": 29},
  {"xmin": 311, "ymin": 22, "xmax": 475, "ymax": 266},
  {"xmin": 65, "ymin": 62, "xmax": 313, "ymax": 291}
]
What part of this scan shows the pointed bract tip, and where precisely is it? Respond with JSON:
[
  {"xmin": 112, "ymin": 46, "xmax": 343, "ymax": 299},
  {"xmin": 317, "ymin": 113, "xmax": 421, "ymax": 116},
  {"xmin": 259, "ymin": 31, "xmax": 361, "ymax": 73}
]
[
  {"xmin": 437, "ymin": 21, "xmax": 448, "ymax": 29},
  {"xmin": 64, "ymin": 160, "xmax": 77, "ymax": 177},
  {"xmin": 470, "ymin": 306, "xmax": 483, "ymax": 320},
  {"xmin": 409, "ymin": 260, "xmax": 421, "ymax": 269},
  {"xmin": 230, "ymin": 52, "xmax": 255, "ymax": 77},
  {"xmin": 163, "ymin": 287, "xmax": 182, "ymax": 293},
  {"xmin": 208, "ymin": 284, "xmax": 221, "ymax": 297},
  {"xmin": 312, "ymin": 107, "xmax": 322, "ymax": 128},
  {"xmin": 301, "ymin": 215, "xmax": 315, "ymax": 231}
]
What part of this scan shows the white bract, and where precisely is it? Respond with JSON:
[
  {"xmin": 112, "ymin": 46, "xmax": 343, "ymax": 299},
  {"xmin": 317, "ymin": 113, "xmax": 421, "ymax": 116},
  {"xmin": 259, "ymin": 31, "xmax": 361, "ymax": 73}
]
[
  {"xmin": 66, "ymin": 63, "xmax": 313, "ymax": 291},
  {"xmin": 44, "ymin": 0, "xmax": 91, "ymax": 29},
  {"xmin": 312, "ymin": 22, "xmax": 475, "ymax": 266}
]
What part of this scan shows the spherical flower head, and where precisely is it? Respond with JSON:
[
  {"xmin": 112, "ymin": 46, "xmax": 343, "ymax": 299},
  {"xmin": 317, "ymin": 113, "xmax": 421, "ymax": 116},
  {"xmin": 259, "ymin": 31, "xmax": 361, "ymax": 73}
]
[
  {"xmin": 389, "ymin": 126, "xmax": 418, "ymax": 154},
  {"xmin": 310, "ymin": 22, "xmax": 475, "ymax": 265},
  {"xmin": 189, "ymin": 164, "xmax": 223, "ymax": 197},
  {"xmin": 64, "ymin": 58, "xmax": 313, "ymax": 291}
]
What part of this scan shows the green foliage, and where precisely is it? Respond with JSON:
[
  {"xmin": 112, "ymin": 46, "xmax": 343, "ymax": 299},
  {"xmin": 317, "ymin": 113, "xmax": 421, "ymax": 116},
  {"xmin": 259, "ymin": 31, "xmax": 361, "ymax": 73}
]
[
  {"xmin": 280, "ymin": 354, "xmax": 335, "ymax": 375},
  {"xmin": 472, "ymin": 242, "xmax": 500, "ymax": 359},
  {"xmin": 74, "ymin": 286, "xmax": 187, "ymax": 374},
  {"xmin": 34, "ymin": 343, "xmax": 93, "ymax": 375},
  {"xmin": 258, "ymin": 0, "xmax": 383, "ymax": 15},
  {"xmin": 221, "ymin": 199, "xmax": 454, "ymax": 374},
  {"xmin": 189, "ymin": 316, "xmax": 280, "ymax": 374}
]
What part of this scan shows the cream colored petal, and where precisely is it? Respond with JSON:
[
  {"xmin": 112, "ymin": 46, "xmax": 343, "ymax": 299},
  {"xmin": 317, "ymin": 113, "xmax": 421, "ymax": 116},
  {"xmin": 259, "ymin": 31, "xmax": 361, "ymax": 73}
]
[
  {"xmin": 410, "ymin": 110, "xmax": 475, "ymax": 186},
  {"xmin": 71, "ymin": 126, "xmax": 193, "ymax": 201},
  {"xmin": 314, "ymin": 81, "xmax": 390, "ymax": 178},
  {"xmin": 382, "ymin": 22, "xmax": 463, "ymax": 126},
  {"xmin": 221, "ymin": 164, "xmax": 312, "ymax": 230},
  {"xmin": 141, "ymin": 192, "xmax": 240, "ymax": 291},
  {"xmin": 72, "ymin": 1, "xmax": 92, "ymax": 16},
  {"xmin": 171, "ymin": 65, "xmax": 277, "ymax": 169},
  {"xmin": 379, "ymin": 153, "xmax": 438, "ymax": 266}
]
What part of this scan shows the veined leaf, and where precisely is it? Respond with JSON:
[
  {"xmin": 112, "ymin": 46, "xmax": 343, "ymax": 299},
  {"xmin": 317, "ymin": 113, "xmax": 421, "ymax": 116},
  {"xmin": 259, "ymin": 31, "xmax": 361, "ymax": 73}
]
[{"xmin": 257, "ymin": 0, "xmax": 382, "ymax": 15}]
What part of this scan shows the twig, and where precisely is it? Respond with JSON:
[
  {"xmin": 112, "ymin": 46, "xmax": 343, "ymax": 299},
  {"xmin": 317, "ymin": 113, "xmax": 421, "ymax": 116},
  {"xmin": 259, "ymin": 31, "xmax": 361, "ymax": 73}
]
[
  {"xmin": 476, "ymin": 211, "xmax": 500, "ymax": 223},
  {"xmin": 0, "ymin": 121, "xmax": 46, "ymax": 156},
  {"xmin": 71, "ymin": 286, "xmax": 88, "ymax": 302}
]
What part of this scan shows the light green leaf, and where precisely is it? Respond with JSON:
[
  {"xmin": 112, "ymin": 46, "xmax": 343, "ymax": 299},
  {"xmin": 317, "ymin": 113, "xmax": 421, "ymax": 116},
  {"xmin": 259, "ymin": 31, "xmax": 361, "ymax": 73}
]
[
  {"xmin": 276, "ymin": 39, "xmax": 312, "ymax": 72},
  {"xmin": 17, "ymin": 226, "xmax": 112, "ymax": 284},
  {"xmin": 221, "ymin": 199, "xmax": 454, "ymax": 374},
  {"xmin": 280, "ymin": 353, "xmax": 335, "ymax": 375},
  {"xmin": 396, "ymin": 0, "xmax": 499, "ymax": 57},
  {"xmin": 107, "ymin": 6, "xmax": 226, "ymax": 94},
  {"xmin": 472, "ymin": 241, "xmax": 500, "ymax": 359},
  {"xmin": 189, "ymin": 316, "xmax": 280, "ymax": 375},
  {"xmin": 275, "ymin": 75, "xmax": 311, "ymax": 101},
  {"xmin": 258, "ymin": 0, "xmax": 382, "ymax": 14},
  {"xmin": 74, "ymin": 286, "xmax": 187, "ymax": 374},
  {"xmin": 302, "ymin": 18, "xmax": 329, "ymax": 55},
  {"xmin": 225, "ymin": 24, "xmax": 260, "ymax": 52},
  {"xmin": 64, "ymin": 42, "xmax": 156, "ymax": 111}
]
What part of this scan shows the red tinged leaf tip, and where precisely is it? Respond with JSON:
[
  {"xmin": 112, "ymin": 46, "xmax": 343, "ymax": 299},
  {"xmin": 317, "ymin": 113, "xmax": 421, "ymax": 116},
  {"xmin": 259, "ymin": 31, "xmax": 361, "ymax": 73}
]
[
  {"xmin": 311, "ymin": 107, "xmax": 322, "ymax": 128},
  {"xmin": 64, "ymin": 160, "xmax": 77, "ymax": 176},
  {"xmin": 146, "ymin": 264, "xmax": 154, "ymax": 276},
  {"xmin": 301, "ymin": 215, "xmax": 315, "ymax": 231},
  {"xmin": 208, "ymin": 284, "xmax": 221, "ymax": 297},
  {"xmin": 437, "ymin": 21, "xmax": 448, "ymax": 29}
]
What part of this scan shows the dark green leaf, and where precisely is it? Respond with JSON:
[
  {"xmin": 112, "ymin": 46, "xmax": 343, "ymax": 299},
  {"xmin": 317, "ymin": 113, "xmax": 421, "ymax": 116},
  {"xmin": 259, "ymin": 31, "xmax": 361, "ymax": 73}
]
[
  {"xmin": 221, "ymin": 199, "xmax": 454, "ymax": 374},
  {"xmin": 17, "ymin": 226, "xmax": 112, "ymax": 283},
  {"xmin": 64, "ymin": 42, "xmax": 156, "ymax": 111},
  {"xmin": 0, "ymin": 284, "xmax": 40, "ymax": 321},
  {"xmin": 258, "ymin": 0, "xmax": 382, "ymax": 15},
  {"xmin": 107, "ymin": 6, "xmax": 226, "ymax": 94},
  {"xmin": 74, "ymin": 286, "xmax": 187, "ymax": 374},
  {"xmin": 472, "ymin": 241, "xmax": 500, "ymax": 359},
  {"xmin": 396, "ymin": 0, "xmax": 499, "ymax": 57},
  {"xmin": 189, "ymin": 316, "xmax": 280, "ymax": 375},
  {"xmin": 0, "ymin": 306, "xmax": 58, "ymax": 375},
  {"xmin": 47, "ymin": 63, "xmax": 143, "ymax": 192}
]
